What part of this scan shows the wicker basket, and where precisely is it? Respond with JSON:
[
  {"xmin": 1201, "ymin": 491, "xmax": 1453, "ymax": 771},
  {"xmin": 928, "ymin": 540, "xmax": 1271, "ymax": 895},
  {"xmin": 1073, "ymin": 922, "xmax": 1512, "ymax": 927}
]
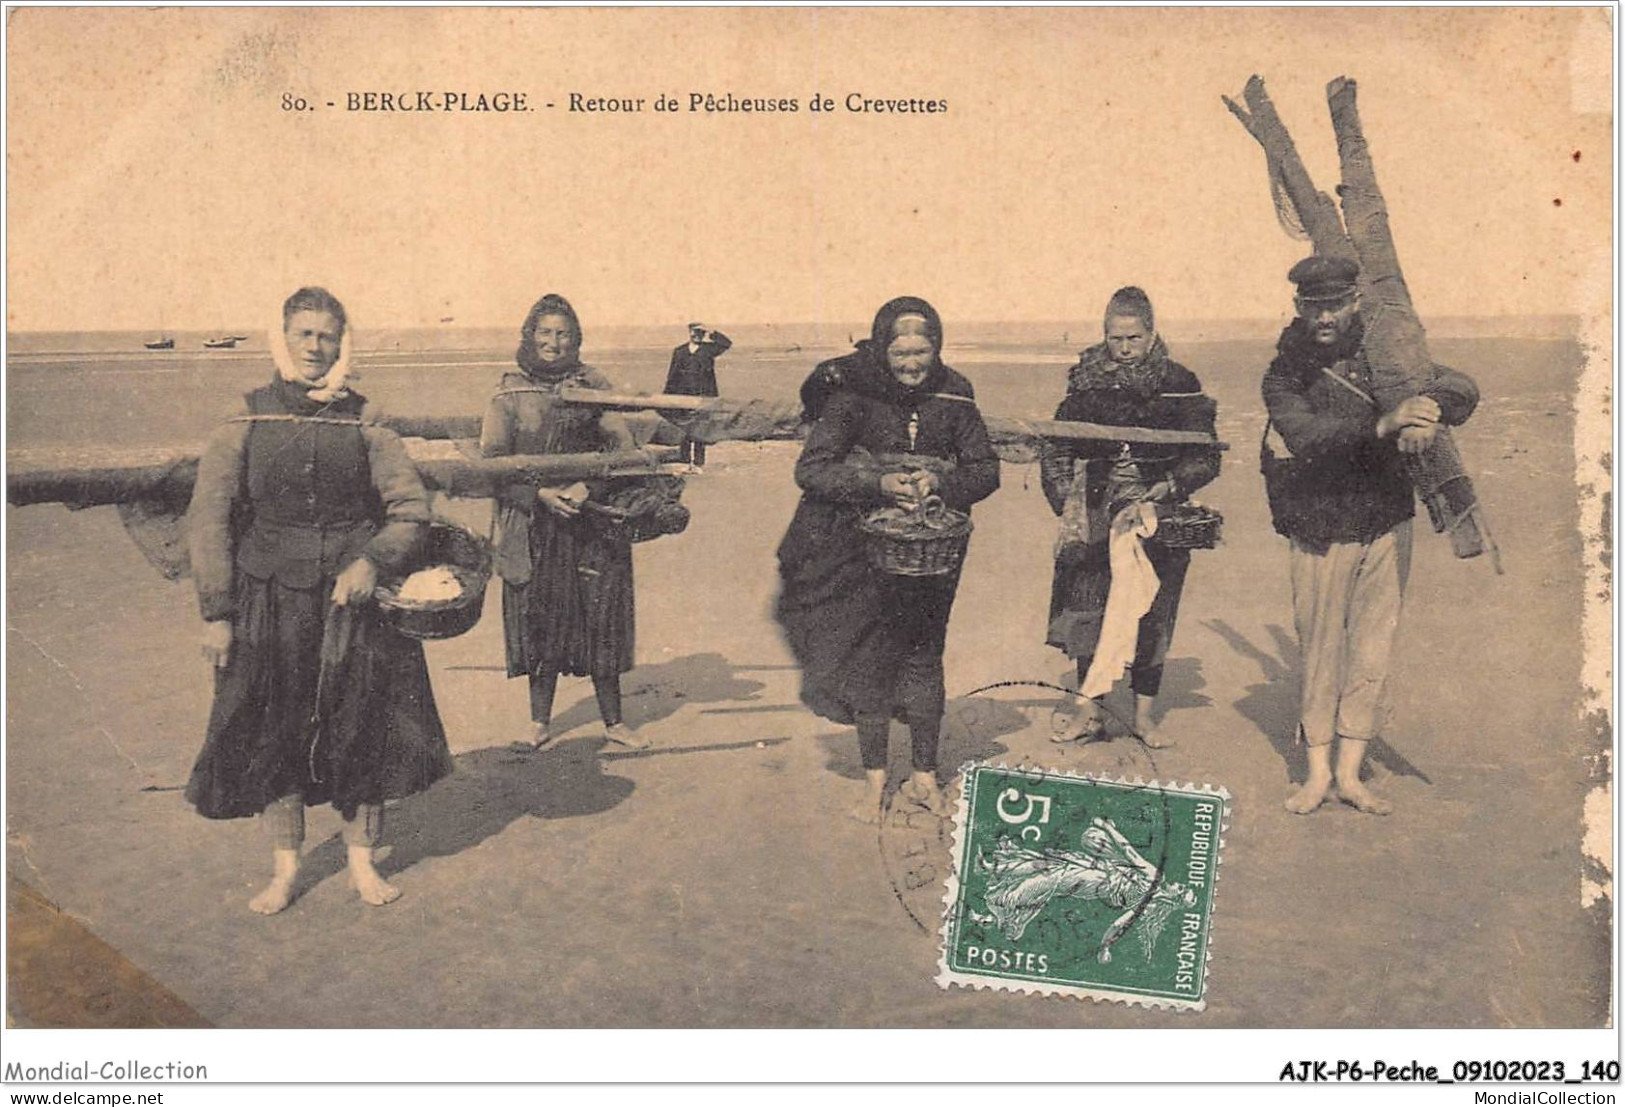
[
  {"xmin": 579, "ymin": 475, "xmax": 691, "ymax": 544},
  {"xmin": 1151, "ymin": 503, "xmax": 1224, "ymax": 550},
  {"xmin": 375, "ymin": 520, "xmax": 493, "ymax": 640},
  {"xmin": 860, "ymin": 496, "xmax": 973, "ymax": 577}
]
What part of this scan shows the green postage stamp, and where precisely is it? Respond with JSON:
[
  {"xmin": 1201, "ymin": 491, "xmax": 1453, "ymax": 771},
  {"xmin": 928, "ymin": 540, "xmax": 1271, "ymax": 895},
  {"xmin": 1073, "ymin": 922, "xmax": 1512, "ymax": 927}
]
[{"xmin": 937, "ymin": 765, "xmax": 1230, "ymax": 1011}]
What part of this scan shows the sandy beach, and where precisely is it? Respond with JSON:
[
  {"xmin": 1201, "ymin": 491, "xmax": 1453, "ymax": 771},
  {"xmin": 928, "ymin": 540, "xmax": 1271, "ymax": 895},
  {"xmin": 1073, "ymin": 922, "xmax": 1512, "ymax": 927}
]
[{"xmin": 5, "ymin": 332, "xmax": 1608, "ymax": 1029}]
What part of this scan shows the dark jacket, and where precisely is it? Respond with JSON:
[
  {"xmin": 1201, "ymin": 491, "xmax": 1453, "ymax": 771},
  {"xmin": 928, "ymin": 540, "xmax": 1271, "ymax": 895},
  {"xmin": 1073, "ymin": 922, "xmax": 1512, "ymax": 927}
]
[
  {"xmin": 1038, "ymin": 351, "xmax": 1220, "ymax": 517},
  {"xmin": 187, "ymin": 379, "xmax": 430, "ymax": 622},
  {"xmin": 664, "ymin": 332, "xmax": 732, "ymax": 397},
  {"xmin": 778, "ymin": 357, "xmax": 1000, "ymax": 570},
  {"xmin": 1261, "ymin": 319, "xmax": 1479, "ymax": 547},
  {"xmin": 794, "ymin": 364, "xmax": 998, "ymax": 509}
]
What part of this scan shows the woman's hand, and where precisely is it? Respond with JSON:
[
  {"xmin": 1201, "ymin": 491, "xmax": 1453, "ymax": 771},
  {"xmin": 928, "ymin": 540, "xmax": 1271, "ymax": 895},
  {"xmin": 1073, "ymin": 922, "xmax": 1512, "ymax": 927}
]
[
  {"xmin": 201, "ymin": 620, "xmax": 232, "ymax": 668},
  {"xmin": 879, "ymin": 472, "xmax": 917, "ymax": 505},
  {"xmin": 879, "ymin": 470, "xmax": 937, "ymax": 506},
  {"xmin": 332, "ymin": 557, "xmax": 378, "ymax": 606},
  {"xmin": 1145, "ymin": 480, "xmax": 1176, "ymax": 503},
  {"xmin": 537, "ymin": 486, "xmax": 583, "ymax": 518}
]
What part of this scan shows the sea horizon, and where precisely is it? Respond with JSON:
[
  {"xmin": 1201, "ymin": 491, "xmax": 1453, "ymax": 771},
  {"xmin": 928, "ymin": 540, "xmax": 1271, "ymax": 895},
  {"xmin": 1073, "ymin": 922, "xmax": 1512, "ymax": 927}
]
[{"xmin": 4, "ymin": 313, "xmax": 1586, "ymax": 359}]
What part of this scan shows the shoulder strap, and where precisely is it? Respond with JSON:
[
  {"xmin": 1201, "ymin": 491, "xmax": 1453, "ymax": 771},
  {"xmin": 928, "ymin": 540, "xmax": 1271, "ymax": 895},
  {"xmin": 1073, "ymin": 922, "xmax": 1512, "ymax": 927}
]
[
  {"xmin": 227, "ymin": 414, "xmax": 364, "ymax": 426},
  {"xmin": 495, "ymin": 369, "xmax": 606, "ymax": 400},
  {"xmin": 493, "ymin": 385, "xmax": 562, "ymax": 399},
  {"xmin": 1320, "ymin": 364, "xmax": 1376, "ymax": 407}
]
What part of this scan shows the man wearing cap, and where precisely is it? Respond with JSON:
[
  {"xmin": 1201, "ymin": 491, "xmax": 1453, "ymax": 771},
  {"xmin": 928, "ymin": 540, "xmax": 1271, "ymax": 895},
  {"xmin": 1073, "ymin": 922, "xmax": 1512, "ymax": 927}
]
[
  {"xmin": 1261, "ymin": 254, "xmax": 1478, "ymax": 816},
  {"xmin": 664, "ymin": 322, "xmax": 733, "ymax": 471}
]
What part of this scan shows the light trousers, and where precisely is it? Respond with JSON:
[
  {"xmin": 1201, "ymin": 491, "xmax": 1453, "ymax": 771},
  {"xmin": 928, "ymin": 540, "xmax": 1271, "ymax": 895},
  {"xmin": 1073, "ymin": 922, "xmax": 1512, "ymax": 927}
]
[{"xmin": 1289, "ymin": 520, "xmax": 1413, "ymax": 747}]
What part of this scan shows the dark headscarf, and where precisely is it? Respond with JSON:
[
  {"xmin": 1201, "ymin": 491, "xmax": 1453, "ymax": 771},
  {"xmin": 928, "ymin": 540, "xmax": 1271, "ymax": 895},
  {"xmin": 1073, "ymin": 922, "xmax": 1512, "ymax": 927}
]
[
  {"xmin": 515, "ymin": 293, "xmax": 585, "ymax": 383},
  {"xmin": 867, "ymin": 295, "xmax": 943, "ymax": 360},
  {"xmin": 800, "ymin": 296, "xmax": 950, "ymax": 420},
  {"xmin": 867, "ymin": 295, "xmax": 949, "ymax": 406}
]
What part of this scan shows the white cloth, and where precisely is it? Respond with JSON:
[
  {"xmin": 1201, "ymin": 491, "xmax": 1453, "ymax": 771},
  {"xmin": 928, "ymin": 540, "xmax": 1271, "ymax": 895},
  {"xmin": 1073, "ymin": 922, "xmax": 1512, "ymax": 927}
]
[
  {"xmin": 270, "ymin": 313, "xmax": 354, "ymax": 403},
  {"xmin": 1078, "ymin": 501, "xmax": 1161, "ymax": 698}
]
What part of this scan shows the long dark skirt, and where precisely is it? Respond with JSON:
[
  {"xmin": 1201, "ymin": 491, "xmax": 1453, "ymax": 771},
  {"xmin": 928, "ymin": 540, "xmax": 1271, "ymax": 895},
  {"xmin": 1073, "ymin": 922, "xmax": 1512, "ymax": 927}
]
[
  {"xmin": 1047, "ymin": 539, "xmax": 1191, "ymax": 697},
  {"xmin": 776, "ymin": 505, "xmax": 960, "ymax": 726},
  {"xmin": 186, "ymin": 573, "xmax": 453, "ymax": 821},
  {"xmin": 503, "ymin": 510, "xmax": 635, "ymax": 679}
]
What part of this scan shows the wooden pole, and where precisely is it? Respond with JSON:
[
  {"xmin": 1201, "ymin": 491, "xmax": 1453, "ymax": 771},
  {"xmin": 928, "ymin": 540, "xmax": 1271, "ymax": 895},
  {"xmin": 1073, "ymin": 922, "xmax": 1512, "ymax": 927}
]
[
  {"xmin": 1224, "ymin": 74, "xmax": 1496, "ymax": 567},
  {"xmin": 1221, "ymin": 75, "xmax": 1355, "ymax": 263},
  {"xmin": 1325, "ymin": 77, "xmax": 1495, "ymax": 566},
  {"xmin": 6, "ymin": 443, "xmax": 678, "ymax": 509},
  {"xmin": 554, "ymin": 387, "xmax": 1227, "ymax": 449}
]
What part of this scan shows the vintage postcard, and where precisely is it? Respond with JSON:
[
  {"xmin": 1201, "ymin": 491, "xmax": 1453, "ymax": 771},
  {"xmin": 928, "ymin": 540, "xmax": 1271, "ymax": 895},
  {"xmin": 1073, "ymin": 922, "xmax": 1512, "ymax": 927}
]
[{"xmin": 2, "ymin": 3, "xmax": 1614, "ymax": 1086}]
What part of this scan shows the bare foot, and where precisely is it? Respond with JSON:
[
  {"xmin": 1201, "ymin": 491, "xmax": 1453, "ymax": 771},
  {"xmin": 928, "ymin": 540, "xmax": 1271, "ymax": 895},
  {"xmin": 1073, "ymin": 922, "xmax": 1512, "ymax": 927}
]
[
  {"xmin": 1136, "ymin": 722, "xmax": 1175, "ymax": 749},
  {"xmin": 896, "ymin": 774, "xmax": 950, "ymax": 818},
  {"xmin": 510, "ymin": 722, "xmax": 554, "ymax": 752},
  {"xmin": 351, "ymin": 872, "xmax": 401, "ymax": 906},
  {"xmin": 847, "ymin": 770, "xmax": 887, "ymax": 825},
  {"xmin": 1332, "ymin": 737, "xmax": 1392, "ymax": 814},
  {"xmin": 1134, "ymin": 696, "xmax": 1174, "ymax": 748},
  {"xmin": 1334, "ymin": 780, "xmax": 1393, "ymax": 816},
  {"xmin": 347, "ymin": 846, "xmax": 401, "ymax": 906},
  {"xmin": 1050, "ymin": 699, "xmax": 1104, "ymax": 744},
  {"xmin": 249, "ymin": 875, "xmax": 297, "ymax": 915},
  {"xmin": 1284, "ymin": 773, "xmax": 1333, "ymax": 815},
  {"xmin": 604, "ymin": 723, "xmax": 650, "ymax": 750},
  {"xmin": 249, "ymin": 849, "xmax": 299, "ymax": 915}
]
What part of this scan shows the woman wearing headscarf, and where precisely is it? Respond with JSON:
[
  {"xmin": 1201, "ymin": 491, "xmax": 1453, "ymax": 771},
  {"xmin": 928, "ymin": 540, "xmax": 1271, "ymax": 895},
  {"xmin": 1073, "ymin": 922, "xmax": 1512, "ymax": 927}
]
[
  {"xmin": 186, "ymin": 286, "xmax": 453, "ymax": 914},
  {"xmin": 776, "ymin": 296, "xmax": 1000, "ymax": 822},
  {"xmin": 481, "ymin": 294, "xmax": 648, "ymax": 751},
  {"xmin": 1039, "ymin": 287, "xmax": 1220, "ymax": 746}
]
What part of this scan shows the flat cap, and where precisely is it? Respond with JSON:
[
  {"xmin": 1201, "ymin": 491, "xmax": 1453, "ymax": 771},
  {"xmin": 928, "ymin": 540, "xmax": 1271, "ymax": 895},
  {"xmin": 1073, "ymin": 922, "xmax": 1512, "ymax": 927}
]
[{"xmin": 1288, "ymin": 255, "xmax": 1360, "ymax": 302}]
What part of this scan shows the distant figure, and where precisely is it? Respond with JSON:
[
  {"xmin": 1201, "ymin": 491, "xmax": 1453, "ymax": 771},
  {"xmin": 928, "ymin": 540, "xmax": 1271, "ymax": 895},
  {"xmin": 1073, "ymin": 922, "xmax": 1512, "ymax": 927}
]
[
  {"xmin": 664, "ymin": 322, "xmax": 732, "ymax": 471},
  {"xmin": 482, "ymin": 294, "xmax": 648, "ymax": 752},
  {"xmin": 1262, "ymin": 255, "xmax": 1479, "ymax": 815},
  {"xmin": 185, "ymin": 286, "xmax": 453, "ymax": 915},
  {"xmin": 774, "ymin": 296, "xmax": 1000, "ymax": 824},
  {"xmin": 1039, "ymin": 287, "xmax": 1220, "ymax": 747}
]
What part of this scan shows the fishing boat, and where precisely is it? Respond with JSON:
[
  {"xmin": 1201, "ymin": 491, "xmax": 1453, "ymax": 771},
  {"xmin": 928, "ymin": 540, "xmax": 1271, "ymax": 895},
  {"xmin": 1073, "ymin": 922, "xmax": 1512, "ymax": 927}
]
[
  {"xmin": 202, "ymin": 336, "xmax": 239, "ymax": 349},
  {"xmin": 145, "ymin": 313, "xmax": 174, "ymax": 350}
]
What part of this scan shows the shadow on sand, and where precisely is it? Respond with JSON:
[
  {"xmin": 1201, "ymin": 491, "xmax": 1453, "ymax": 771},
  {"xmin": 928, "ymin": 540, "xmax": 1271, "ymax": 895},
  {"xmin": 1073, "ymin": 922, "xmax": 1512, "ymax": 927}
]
[
  {"xmin": 295, "ymin": 735, "xmax": 636, "ymax": 887},
  {"xmin": 1203, "ymin": 618, "xmax": 1429, "ymax": 785},
  {"xmin": 544, "ymin": 652, "xmax": 770, "ymax": 736},
  {"xmin": 294, "ymin": 653, "xmax": 793, "ymax": 885},
  {"xmin": 818, "ymin": 696, "xmax": 1029, "ymax": 783}
]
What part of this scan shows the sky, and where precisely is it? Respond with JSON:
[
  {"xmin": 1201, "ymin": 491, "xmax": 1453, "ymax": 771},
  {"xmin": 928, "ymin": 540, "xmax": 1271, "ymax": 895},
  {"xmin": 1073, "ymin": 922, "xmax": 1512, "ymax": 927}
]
[{"xmin": 5, "ymin": 6, "xmax": 1613, "ymax": 332}]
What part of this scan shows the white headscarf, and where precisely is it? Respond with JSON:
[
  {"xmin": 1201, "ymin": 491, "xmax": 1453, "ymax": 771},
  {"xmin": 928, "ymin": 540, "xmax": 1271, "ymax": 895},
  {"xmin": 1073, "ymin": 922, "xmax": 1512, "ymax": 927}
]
[{"xmin": 270, "ymin": 311, "xmax": 355, "ymax": 404}]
